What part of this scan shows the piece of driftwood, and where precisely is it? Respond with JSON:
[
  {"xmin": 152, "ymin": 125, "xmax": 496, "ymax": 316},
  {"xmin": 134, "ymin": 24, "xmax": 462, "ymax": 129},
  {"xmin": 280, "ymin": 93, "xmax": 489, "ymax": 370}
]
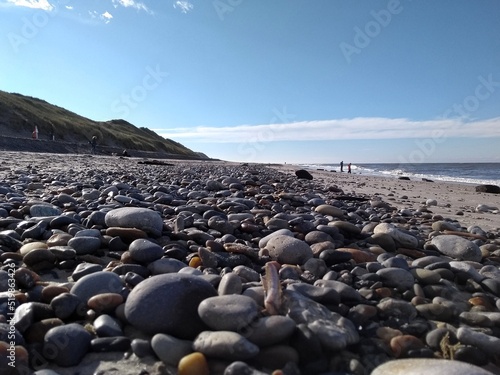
[
  {"xmin": 333, "ymin": 195, "xmax": 370, "ymax": 201},
  {"xmin": 138, "ymin": 160, "xmax": 174, "ymax": 166}
]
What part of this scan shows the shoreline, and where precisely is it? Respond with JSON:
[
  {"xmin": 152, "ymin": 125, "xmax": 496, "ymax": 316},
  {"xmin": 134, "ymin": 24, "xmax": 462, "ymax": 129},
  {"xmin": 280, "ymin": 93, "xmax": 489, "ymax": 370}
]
[{"xmin": 273, "ymin": 163, "xmax": 500, "ymax": 233}]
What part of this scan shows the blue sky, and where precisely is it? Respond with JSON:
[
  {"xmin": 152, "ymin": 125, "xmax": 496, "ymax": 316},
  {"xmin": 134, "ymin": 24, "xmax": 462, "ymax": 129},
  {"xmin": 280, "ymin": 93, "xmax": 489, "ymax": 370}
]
[{"xmin": 1, "ymin": 0, "xmax": 499, "ymax": 163}]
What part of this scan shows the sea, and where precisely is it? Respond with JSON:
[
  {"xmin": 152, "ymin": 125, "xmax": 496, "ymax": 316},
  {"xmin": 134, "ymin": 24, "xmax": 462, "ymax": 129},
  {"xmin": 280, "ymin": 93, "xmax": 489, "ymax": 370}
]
[{"xmin": 300, "ymin": 163, "xmax": 500, "ymax": 187}]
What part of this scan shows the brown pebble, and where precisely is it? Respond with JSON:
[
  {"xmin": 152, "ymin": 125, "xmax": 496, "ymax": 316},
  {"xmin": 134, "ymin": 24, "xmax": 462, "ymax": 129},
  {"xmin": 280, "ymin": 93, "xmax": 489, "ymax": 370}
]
[
  {"xmin": 41, "ymin": 285, "xmax": 70, "ymax": 303},
  {"xmin": 396, "ymin": 248, "xmax": 426, "ymax": 258},
  {"xmin": 469, "ymin": 296, "xmax": 495, "ymax": 311},
  {"xmin": 87, "ymin": 293, "xmax": 124, "ymax": 313},
  {"xmin": 46, "ymin": 233, "xmax": 73, "ymax": 247},
  {"xmin": 178, "ymin": 352, "xmax": 209, "ymax": 375},
  {"xmin": 19, "ymin": 242, "xmax": 48, "ymax": 256},
  {"xmin": 0, "ymin": 341, "xmax": 29, "ymax": 363},
  {"xmin": 336, "ymin": 248, "xmax": 377, "ymax": 263},
  {"xmin": 390, "ymin": 335, "xmax": 424, "ymax": 357},
  {"xmin": 106, "ymin": 227, "xmax": 147, "ymax": 242},
  {"xmin": 374, "ymin": 287, "xmax": 392, "ymax": 298},
  {"xmin": 120, "ymin": 251, "xmax": 134, "ymax": 264},
  {"xmin": 376, "ymin": 326, "xmax": 402, "ymax": 342},
  {"xmin": 23, "ymin": 249, "xmax": 56, "ymax": 267}
]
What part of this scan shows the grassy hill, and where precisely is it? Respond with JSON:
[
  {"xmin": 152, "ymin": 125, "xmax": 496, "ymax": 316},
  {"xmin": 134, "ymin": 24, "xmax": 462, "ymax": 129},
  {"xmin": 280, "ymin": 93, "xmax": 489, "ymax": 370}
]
[{"xmin": 0, "ymin": 90, "xmax": 204, "ymax": 158}]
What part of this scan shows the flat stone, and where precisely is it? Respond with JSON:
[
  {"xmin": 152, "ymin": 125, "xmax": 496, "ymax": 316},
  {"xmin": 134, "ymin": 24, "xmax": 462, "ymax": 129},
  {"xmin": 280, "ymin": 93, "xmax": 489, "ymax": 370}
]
[
  {"xmin": 193, "ymin": 331, "xmax": 259, "ymax": 360},
  {"xmin": 315, "ymin": 205, "xmax": 344, "ymax": 218},
  {"xmin": 105, "ymin": 207, "xmax": 164, "ymax": 237},
  {"xmin": 430, "ymin": 235, "xmax": 482, "ymax": 262},
  {"xmin": 283, "ymin": 290, "xmax": 359, "ymax": 351},
  {"xmin": 198, "ymin": 294, "xmax": 260, "ymax": 332},
  {"xmin": 374, "ymin": 223, "xmax": 419, "ymax": 248}
]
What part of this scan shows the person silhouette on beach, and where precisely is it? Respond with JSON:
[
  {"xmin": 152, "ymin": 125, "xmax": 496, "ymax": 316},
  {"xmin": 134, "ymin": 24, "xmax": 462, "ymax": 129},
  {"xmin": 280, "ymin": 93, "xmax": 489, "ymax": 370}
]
[
  {"xmin": 340, "ymin": 161, "xmax": 344, "ymax": 172},
  {"xmin": 348, "ymin": 163, "xmax": 351, "ymax": 174},
  {"xmin": 90, "ymin": 136, "xmax": 97, "ymax": 154}
]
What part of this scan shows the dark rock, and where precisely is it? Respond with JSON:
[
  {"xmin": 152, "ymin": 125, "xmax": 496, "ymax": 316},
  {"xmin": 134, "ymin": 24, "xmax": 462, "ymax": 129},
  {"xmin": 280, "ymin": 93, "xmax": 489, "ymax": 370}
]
[
  {"xmin": 90, "ymin": 337, "xmax": 131, "ymax": 352},
  {"xmin": 43, "ymin": 323, "xmax": 91, "ymax": 366},
  {"xmin": 124, "ymin": 273, "xmax": 217, "ymax": 339},
  {"xmin": 475, "ymin": 184, "xmax": 500, "ymax": 194},
  {"xmin": 295, "ymin": 170, "xmax": 313, "ymax": 180}
]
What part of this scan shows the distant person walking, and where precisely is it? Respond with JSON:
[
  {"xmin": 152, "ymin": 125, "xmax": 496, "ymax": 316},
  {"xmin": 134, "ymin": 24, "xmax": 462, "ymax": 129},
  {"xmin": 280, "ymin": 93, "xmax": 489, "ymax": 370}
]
[
  {"xmin": 340, "ymin": 161, "xmax": 344, "ymax": 172},
  {"xmin": 90, "ymin": 136, "xmax": 97, "ymax": 154},
  {"xmin": 348, "ymin": 163, "xmax": 351, "ymax": 174}
]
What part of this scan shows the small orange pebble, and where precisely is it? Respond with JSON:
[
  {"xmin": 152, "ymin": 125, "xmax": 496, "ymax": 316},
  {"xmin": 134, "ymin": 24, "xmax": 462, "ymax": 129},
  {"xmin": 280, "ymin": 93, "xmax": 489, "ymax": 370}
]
[
  {"xmin": 189, "ymin": 257, "xmax": 202, "ymax": 268},
  {"xmin": 178, "ymin": 352, "xmax": 209, "ymax": 375},
  {"xmin": 390, "ymin": 334, "xmax": 424, "ymax": 358},
  {"xmin": 374, "ymin": 287, "xmax": 392, "ymax": 298},
  {"xmin": 469, "ymin": 296, "xmax": 494, "ymax": 310},
  {"xmin": 336, "ymin": 248, "xmax": 377, "ymax": 263}
]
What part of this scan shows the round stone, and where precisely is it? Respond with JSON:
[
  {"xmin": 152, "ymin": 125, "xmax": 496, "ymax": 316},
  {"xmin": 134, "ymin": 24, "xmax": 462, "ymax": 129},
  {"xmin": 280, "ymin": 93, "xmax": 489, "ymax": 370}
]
[
  {"xmin": 128, "ymin": 238, "xmax": 164, "ymax": 263},
  {"xmin": 124, "ymin": 273, "xmax": 217, "ymax": 339},
  {"xmin": 43, "ymin": 323, "xmax": 91, "ymax": 366},
  {"xmin": 315, "ymin": 204, "xmax": 344, "ymax": 218},
  {"xmin": 105, "ymin": 207, "xmax": 164, "ymax": 237},
  {"xmin": 264, "ymin": 235, "xmax": 313, "ymax": 265}
]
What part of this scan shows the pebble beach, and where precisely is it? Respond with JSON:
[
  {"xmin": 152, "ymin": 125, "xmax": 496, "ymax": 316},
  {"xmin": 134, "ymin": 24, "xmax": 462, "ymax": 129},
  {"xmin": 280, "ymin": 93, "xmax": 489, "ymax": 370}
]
[{"xmin": 1, "ymin": 151, "xmax": 500, "ymax": 375}]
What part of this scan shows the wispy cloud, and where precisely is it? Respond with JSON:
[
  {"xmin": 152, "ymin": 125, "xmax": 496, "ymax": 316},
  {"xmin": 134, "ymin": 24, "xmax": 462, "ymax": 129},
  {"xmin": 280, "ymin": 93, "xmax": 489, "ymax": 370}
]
[
  {"xmin": 89, "ymin": 10, "xmax": 114, "ymax": 24},
  {"xmin": 112, "ymin": 0, "xmax": 151, "ymax": 13},
  {"xmin": 101, "ymin": 10, "xmax": 113, "ymax": 23},
  {"xmin": 158, "ymin": 117, "xmax": 500, "ymax": 143},
  {"xmin": 6, "ymin": 0, "xmax": 53, "ymax": 11},
  {"xmin": 173, "ymin": 1, "xmax": 193, "ymax": 14}
]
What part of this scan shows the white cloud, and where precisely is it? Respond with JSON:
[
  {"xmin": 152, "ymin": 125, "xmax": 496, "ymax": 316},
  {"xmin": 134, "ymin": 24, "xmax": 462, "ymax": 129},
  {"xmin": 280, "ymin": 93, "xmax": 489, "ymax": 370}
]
[
  {"xmin": 65, "ymin": 5, "xmax": 73, "ymax": 10},
  {"xmin": 101, "ymin": 10, "xmax": 113, "ymax": 23},
  {"xmin": 6, "ymin": 0, "xmax": 53, "ymax": 11},
  {"xmin": 89, "ymin": 10, "xmax": 113, "ymax": 24},
  {"xmin": 173, "ymin": 1, "xmax": 193, "ymax": 14},
  {"xmin": 112, "ymin": 0, "xmax": 151, "ymax": 13},
  {"xmin": 158, "ymin": 117, "xmax": 500, "ymax": 143}
]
